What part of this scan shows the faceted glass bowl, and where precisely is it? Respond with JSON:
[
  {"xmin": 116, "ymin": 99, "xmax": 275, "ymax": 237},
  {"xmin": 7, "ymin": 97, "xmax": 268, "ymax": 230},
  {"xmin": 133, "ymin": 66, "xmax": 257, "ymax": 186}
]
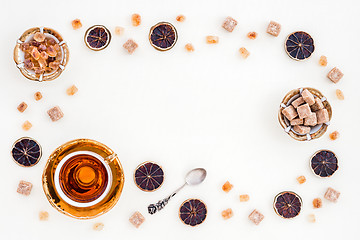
[
  {"xmin": 42, "ymin": 139, "xmax": 124, "ymax": 219},
  {"xmin": 13, "ymin": 27, "xmax": 69, "ymax": 82},
  {"xmin": 278, "ymin": 87, "xmax": 332, "ymax": 141}
]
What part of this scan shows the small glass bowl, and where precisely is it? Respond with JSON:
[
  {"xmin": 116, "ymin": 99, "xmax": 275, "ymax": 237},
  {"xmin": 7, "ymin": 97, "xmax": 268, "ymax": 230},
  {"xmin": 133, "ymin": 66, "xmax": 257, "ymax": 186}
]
[
  {"xmin": 278, "ymin": 87, "xmax": 332, "ymax": 141},
  {"xmin": 42, "ymin": 139, "xmax": 124, "ymax": 219},
  {"xmin": 13, "ymin": 27, "xmax": 69, "ymax": 82}
]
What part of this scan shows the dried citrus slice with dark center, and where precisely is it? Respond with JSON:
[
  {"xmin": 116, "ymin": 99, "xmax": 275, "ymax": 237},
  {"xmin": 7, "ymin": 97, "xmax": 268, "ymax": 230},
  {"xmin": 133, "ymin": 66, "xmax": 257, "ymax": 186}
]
[
  {"xmin": 274, "ymin": 191, "xmax": 302, "ymax": 219},
  {"xmin": 149, "ymin": 22, "xmax": 178, "ymax": 51},
  {"xmin": 84, "ymin": 25, "xmax": 111, "ymax": 51},
  {"xmin": 134, "ymin": 162, "xmax": 164, "ymax": 192},
  {"xmin": 311, "ymin": 150, "xmax": 338, "ymax": 178},
  {"xmin": 285, "ymin": 31, "xmax": 314, "ymax": 60},
  {"xmin": 11, "ymin": 137, "xmax": 42, "ymax": 167},
  {"xmin": 179, "ymin": 199, "xmax": 207, "ymax": 226}
]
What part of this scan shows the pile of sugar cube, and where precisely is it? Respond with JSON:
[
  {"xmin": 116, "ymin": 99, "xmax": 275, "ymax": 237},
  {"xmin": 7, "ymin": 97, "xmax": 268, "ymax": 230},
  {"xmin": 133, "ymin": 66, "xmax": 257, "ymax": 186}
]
[{"xmin": 281, "ymin": 89, "xmax": 329, "ymax": 135}]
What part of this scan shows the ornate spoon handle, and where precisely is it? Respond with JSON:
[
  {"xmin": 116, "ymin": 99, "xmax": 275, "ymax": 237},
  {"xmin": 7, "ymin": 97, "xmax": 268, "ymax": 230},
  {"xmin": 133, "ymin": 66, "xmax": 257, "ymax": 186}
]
[{"xmin": 147, "ymin": 184, "xmax": 186, "ymax": 214}]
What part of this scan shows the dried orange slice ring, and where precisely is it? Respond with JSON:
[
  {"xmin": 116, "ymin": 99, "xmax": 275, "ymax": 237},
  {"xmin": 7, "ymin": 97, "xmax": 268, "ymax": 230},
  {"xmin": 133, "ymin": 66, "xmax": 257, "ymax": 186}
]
[
  {"xmin": 179, "ymin": 198, "xmax": 207, "ymax": 226},
  {"xmin": 11, "ymin": 137, "xmax": 42, "ymax": 167},
  {"xmin": 134, "ymin": 162, "xmax": 164, "ymax": 192},
  {"xmin": 84, "ymin": 25, "xmax": 111, "ymax": 51},
  {"xmin": 274, "ymin": 191, "xmax": 302, "ymax": 219}
]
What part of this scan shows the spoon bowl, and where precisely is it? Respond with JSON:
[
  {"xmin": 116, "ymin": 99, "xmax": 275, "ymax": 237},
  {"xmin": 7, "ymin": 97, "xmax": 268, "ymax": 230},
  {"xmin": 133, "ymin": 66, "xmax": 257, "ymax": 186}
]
[{"xmin": 185, "ymin": 168, "xmax": 207, "ymax": 186}]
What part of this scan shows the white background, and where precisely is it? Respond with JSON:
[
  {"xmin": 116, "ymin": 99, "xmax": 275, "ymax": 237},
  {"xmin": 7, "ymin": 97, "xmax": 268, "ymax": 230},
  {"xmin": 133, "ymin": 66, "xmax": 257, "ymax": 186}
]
[{"xmin": 1, "ymin": 0, "xmax": 359, "ymax": 239}]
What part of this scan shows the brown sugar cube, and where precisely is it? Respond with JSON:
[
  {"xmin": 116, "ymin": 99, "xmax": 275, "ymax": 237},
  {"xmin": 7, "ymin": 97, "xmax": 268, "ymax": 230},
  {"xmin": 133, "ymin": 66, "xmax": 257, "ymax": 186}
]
[
  {"xmin": 239, "ymin": 194, "xmax": 250, "ymax": 202},
  {"xmin": 17, "ymin": 180, "xmax": 33, "ymax": 196},
  {"xmin": 308, "ymin": 214, "xmax": 316, "ymax": 223},
  {"xmin": 248, "ymin": 209, "xmax": 264, "ymax": 225},
  {"xmin": 315, "ymin": 109, "xmax": 329, "ymax": 124},
  {"xmin": 185, "ymin": 43, "xmax": 194, "ymax": 52},
  {"xmin": 324, "ymin": 187, "xmax": 340, "ymax": 202},
  {"xmin": 296, "ymin": 175, "xmax": 306, "ymax": 184},
  {"xmin": 293, "ymin": 125, "xmax": 311, "ymax": 135},
  {"xmin": 123, "ymin": 39, "xmax": 138, "ymax": 54},
  {"xmin": 39, "ymin": 211, "xmax": 49, "ymax": 221},
  {"xmin": 319, "ymin": 55, "xmax": 327, "ymax": 66},
  {"xmin": 71, "ymin": 19, "xmax": 82, "ymax": 30},
  {"xmin": 66, "ymin": 85, "xmax": 78, "ymax": 96},
  {"xmin": 222, "ymin": 17, "xmax": 238, "ymax": 32},
  {"xmin": 114, "ymin": 26, "xmax": 124, "ymax": 36},
  {"xmin": 47, "ymin": 106, "xmax": 64, "ymax": 122},
  {"xmin": 239, "ymin": 47, "xmax": 250, "ymax": 59},
  {"xmin": 34, "ymin": 32, "xmax": 45, "ymax": 42},
  {"xmin": 312, "ymin": 198, "xmax": 322, "ymax": 208},
  {"xmin": 281, "ymin": 105, "xmax": 297, "ymax": 121},
  {"xmin": 329, "ymin": 131, "xmax": 340, "ymax": 140},
  {"xmin": 327, "ymin": 67, "xmax": 344, "ymax": 83},
  {"xmin": 222, "ymin": 181, "xmax": 233, "ymax": 193},
  {"xmin": 34, "ymin": 92, "xmax": 42, "ymax": 101},
  {"xmin": 22, "ymin": 121, "xmax": 32, "ymax": 131},
  {"xmin": 131, "ymin": 14, "xmax": 141, "ymax": 26},
  {"xmin": 301, "ymin": 89, "xmax": 315, "ymax": 105},
  {"xmin": 93, "ymin": 223, "xmax": 104, "ymax": 231},
  {"xmin": 304, "ymin": 113, "xmax": 317, "ymax": 127},
  {"xmin": 336, "ymin": 89, "xmax": 344, "ymax": 100},
  {"xmin": 297, "ymin": 103, "xmax": 312, "ymax": 119},
  {"xmin": 206, "ymin": 36, "xmax": 219, "ymax": 44},
  {"xmin": 266, "ymin": 21, "xmax": 281, "ymax": 37},
  {"xmin": 247, "ymin": 32, "xmax": 258, "ymax": 40},
  {"xmin": 221, "ymin": 208, "xmax": 233, "ymax": 220},
  {"xmin": 17, "ymin": 102, "xmax": 28, "ymax": 112},
  {"xmin": 129, "ymin": 211, "xmax": 145, "ymax": 228},
  {"xmin": 291, "ymin": 97, "xmax": 305, "ymax": 108},
  {"xmin": 290, "ymin": 118, "xmax": 303, "ymax": 126},
  {"xmin": 176, "ymin": 15, "xmax": 186, "ymax": 22},
  {"xmin": 310, "ymin": 98, "xmax": 324, "ymax": 112}
]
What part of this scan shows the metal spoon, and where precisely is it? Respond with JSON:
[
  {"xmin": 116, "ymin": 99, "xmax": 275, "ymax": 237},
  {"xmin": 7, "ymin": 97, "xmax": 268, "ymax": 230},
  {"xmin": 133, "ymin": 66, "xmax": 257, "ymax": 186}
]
[{"xmin": 147, "ymin": 168, "xmax": 207, "ymax": 214}]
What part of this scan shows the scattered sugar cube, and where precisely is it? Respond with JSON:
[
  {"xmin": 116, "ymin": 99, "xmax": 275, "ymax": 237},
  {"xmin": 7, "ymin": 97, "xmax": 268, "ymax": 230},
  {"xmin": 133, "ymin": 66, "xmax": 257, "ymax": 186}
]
[
  {"xmin": 248, "ymin": 209, "xmax": 264, "ymax": 225},
  {"xmin": 329, "ymin": 131, "xmax": 340, "ymax": 140},
  {"xmin": 293, "ymin": 125, "xmax": 310, "ymax": 135},
  {"xmin": 247, "ymin": 32, "xmax": 257, "ymax": 40},
  {"xmin": 319, "ymin": 56, "xmax": 327, "ymax": 66},
  {"xmin": 239, "ymin": 47, "xmax": 250, "ymax": 59},
  {"xmin": 131, "ymin": 14, "xmax": 141, "ymax": 26},
  {"xmin": 297, "ymin": 103, "xmax": 312, "ymax": 119},
  {"xmin": 311, "ymin": 98, "xmax": 324, "ymax": 112},
  {"xmin": 291, "ymin": 97, "xmax": 305, "ymax": 108},
  {"xmin": 71, "ymin": 19, "xmax": 82, "ymax": 30},
  {"xmin": 221, "ymin": 208, "xmax": 233, "ymax": 220},
  {"xmin": 239, "ymin": 194, "xmax": 250, "ymax": 202},
  {"xmin": 93, "ymin": 222, "xmax": 104, "ymax": 231},
  {"xmin": 290, "ymin": 118, "xmax": 303, "ymax": 126},
  {"xmin": 206, "ymin": 36, "xmax": 219, "ymax": 44},
  {"xmin": 66, "ymin": 85, "xmax": 78, "ymax": 96},
  {"xmin": 301, "ymin": 89, "xmax": 315, "ymax": 105},
  {"xmin": 296, "ymin": 175, "xmax": 306, "ymax": 184},
  {"xmin": 282, "ymin": 105, "xmax": 298, "ymax": 121},
  {"xmin": 222, "ymin": 17, "xmax": 238, "ymax": 32},
  {"xmin": 17, "ymin": 102, "xmax": 28, "ymax": 113},
  {"xmin": 176, "ymin": 15, "xmax": 186, "ymax": 22},
  {"xmin": 222, "ymin": 181, "xmax": 233, "ymax": 193},
  {"xmin": 129, "ymin": 211, "xmax": 145, "ymax": 228},
  {"xmin": 327, "ymin": 67, "xmax": 344, "ymax": 83},
  {"xmin": 115, "ymin": 26, "xmax": 124, "ymax": 36},
  {"xmin": 315, "ymin": 109, "xmax": 329, "ymax": 124},
  {"xmin": 304, "ymin": 113, "xmax": 317, "ymax": 127},
  {"xmin": 17, "ymin": 180, "xmax": 33, "ymax": 196},
  {"xmin": 313, "ymin": 198, "xmax": 322, "ymax": 208},
  {"xmin": 324, "ymin": 187, "xmax": 340, "ymax": 202},
  {"xmin": 34, "ymin": 92, "xmax": 42, "ymax": 101},
  {"xmin": 39, "ymin": 211, "xmax": 49, "ymax": 221},
  {"xmin": 336, "ymin": 89, "xmax": 344, "ymax": 100},
  {"xmin": 22, "ymin": 120, "xmax": 32, "ymax": 131},
  {"xmin": 47, "ymin": 106, "xmax": 64, "ymax": 122},
  {"xmin": 123, "ymin": 39, "xmax": 138, "ymax": 54},
  {"xmin": 266, "ymin": 21, "xmax": 281, "ymax": 37},
  {"xmin": 185, "ymin": 43, "xmax": 194, "ymax": 52},
  {"xmin": 308, "ymin": 214, "xmax": 316, "ymax": 223}
]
